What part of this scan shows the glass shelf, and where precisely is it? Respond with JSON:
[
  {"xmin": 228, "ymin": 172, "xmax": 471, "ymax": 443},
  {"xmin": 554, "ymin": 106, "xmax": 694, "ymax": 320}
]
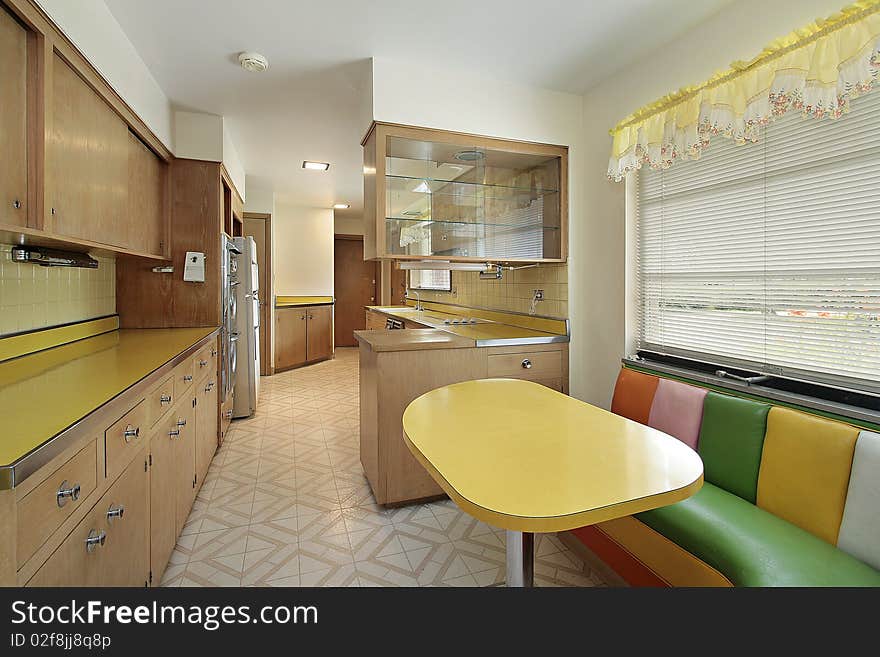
[
  {"xmin": 385, "ymin": 174, "xmax": 559, "ymax": 196},
  {"xmin": 385, "ymin": 216, "xmax": 561, "ymax": 230}
]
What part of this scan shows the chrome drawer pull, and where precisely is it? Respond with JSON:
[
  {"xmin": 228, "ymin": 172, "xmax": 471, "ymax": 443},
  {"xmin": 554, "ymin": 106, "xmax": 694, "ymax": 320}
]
[
  {"xmin": 56, "ymin": 481, "xmax": 81, "ymax": 507},
  {"xmin": 106, "ymin": 504, "xmax": 125, "ymax": 523},
  {"xmin": 205, "ymin": 382, "xmax": 215, "ymax": 392},
  {"xmin": 176, "ymin": 418, "xmax": 187, "ymax": 427},
  {"xmin": 160, "ymin": 394, "xmax": 172, "ymax": 405},
  {"xmin": 183, "ymin": 374, "xmax": 193, "ymax": 382},
  {"xmin": 521, "ymin": 359, "xmax": 532, "ymax": 369},
  {"xmin": 200, "ymin": 359, "xmax": 208, "ymax": 367},
  {"xmin": 225, "ymin": 410, "xmax": 234, "ymax": 419},
  {"xmin": 210, "ymin": 348, "xmax": 217, "ymax": 357},
  {"xmin": 169, "ymin": 429, "xmax": 181, "ymax": 437},
  {"xmin": 85, "ymin": 529, "xmax": 106, "ymax": 553},
  {"xmin": 123, "ymin": 425, "xmax": 140, "ymax": 443}
]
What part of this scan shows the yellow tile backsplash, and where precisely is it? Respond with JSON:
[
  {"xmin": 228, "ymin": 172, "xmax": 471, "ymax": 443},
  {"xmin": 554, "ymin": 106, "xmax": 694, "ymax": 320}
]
[
  {"xmin": 416, "ymin": 263, "xmax": 568, "ymax": 317},
  {"xmin": 0, "ymin": 244, "xmax": 116, "ymax": 337}
]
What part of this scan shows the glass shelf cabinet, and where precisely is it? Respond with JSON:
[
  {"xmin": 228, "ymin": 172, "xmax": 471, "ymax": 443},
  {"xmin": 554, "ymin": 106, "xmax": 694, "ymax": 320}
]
[{"xmin": 361, "ymin": 122, "xmax": 568, "ymax": 263}]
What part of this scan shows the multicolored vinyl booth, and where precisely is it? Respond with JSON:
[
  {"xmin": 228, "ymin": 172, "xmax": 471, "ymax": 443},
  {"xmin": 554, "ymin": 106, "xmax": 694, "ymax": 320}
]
[{"xmin": 571, "ymin": 367, "xmax": 880, "ymax": 587}]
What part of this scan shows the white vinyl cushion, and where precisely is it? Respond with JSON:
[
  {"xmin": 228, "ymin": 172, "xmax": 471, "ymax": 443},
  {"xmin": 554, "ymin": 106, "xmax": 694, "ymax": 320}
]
[{"xmin": 837, "ymin": 431, "xmax": 880, "ymax": 571}]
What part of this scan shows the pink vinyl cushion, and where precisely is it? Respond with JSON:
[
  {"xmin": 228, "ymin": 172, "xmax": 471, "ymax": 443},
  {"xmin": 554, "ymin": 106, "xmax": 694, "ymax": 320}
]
[{"xmin": 648, "ymin": 379, "xmax": 708, "ymax": 450}]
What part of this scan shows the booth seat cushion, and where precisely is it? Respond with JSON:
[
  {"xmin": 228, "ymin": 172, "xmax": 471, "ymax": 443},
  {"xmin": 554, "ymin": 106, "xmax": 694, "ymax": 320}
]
[
  {"xmin": 637, "ymin": 483, "xmax": 880, "ymax": 587},
  {"xmin": 610, "ymin": 369, "xmax": 659, "ymax": 425},
  {"xmin": 698, "ymin": 393, "xmax": 770, "ymax": 504},
  {"xmin": 647, "ymin": 379, "xmax": 707, "ymax": 449},
  {"xmin": 757, "ymin": 407, "xmax": 858, "ymax": 545},
  {"xmin": 837, "ymin": 431, "xmax": 880, "ymax": 571}
]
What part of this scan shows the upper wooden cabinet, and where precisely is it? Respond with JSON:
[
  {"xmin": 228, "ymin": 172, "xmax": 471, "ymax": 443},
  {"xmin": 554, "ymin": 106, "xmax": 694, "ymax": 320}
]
[
  {"xmin": 0, "ymin": 6, "xmax": 28, "ymax": 227},
  {"xmin": 48, "ymin": 53, "xmax": 129, "ymax": 247},
  {"xmin": 127, "ymin": 131, "xmax": 167, "ymax": 255},
  {"xmin": 362, "ymin": 122, "xmax": 568, "ymax": 263}
]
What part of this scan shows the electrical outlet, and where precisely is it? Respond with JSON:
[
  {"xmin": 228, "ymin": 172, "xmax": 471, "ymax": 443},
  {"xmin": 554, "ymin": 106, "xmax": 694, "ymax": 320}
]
[{"xmin": 533, "ymin": 289, "xmax": 544, "ymax": 301}]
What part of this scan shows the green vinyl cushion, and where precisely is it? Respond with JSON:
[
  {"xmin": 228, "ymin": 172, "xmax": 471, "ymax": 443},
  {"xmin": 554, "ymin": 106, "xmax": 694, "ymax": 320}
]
[
  {"xmin": 697, "ymin": 392, "xmax": 770, "ymax": 503},
  {"xmin": 636, "ymin": 483, "xmax": 880, "ymax": 587}
]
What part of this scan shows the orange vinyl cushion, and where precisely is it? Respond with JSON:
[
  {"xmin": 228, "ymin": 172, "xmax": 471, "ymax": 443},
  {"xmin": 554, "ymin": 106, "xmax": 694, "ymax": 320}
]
[
  {"xmin": 610, "ymin": 369, "xmax": 659, "ymax": 425},
  {"xmin": 756, "ymin": 407, "xmax": 859, "ymax": 545}
]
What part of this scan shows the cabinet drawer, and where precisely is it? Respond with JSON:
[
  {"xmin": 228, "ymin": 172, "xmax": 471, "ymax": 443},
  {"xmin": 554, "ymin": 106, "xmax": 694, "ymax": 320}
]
[
  {"xmin": 192, "ymin": 343, "xmax": 217, "ymax": 382},
  {"xmin": 487, "ymin": 350, "xmax": 562, "ymax": 380},
  {"xmin": 105, "ymin": 400, "xmax": 148, "ymax": 480},
  {"xmin": 28, "ymin": 448, "xmax": 149, "ymax": 587},
  {"xmin": 147, "ymin": 375, "xmax": 175, "ymax": 426},
  {"xmin": 173, "ymin": 358, "xmax": 195, "ymax": 399},
  {"xmin": 17, "ymin": 443, "xmax": 98, "ymax": 566}
]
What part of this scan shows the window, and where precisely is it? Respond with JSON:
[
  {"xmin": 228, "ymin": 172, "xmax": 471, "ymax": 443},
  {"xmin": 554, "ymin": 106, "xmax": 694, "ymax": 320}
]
[
  {"xmin": 636, "ymin": 91, "xmax": 880, "ymax": 394},
  {"xmin": 408, "ymin": 269, "xmax": 451, "ymax": 292}
]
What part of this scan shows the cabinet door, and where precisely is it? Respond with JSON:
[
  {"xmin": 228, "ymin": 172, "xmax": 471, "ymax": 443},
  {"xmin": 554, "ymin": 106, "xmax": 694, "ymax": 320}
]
[
  {"xmin": 307, "ymin": 305, "xmax": 333, "ymax": 362},
  {"xmin": 29, "ymin": 449, "xmax": 149, "ymax": 587},
  {"xmin": 127, "ymin": 131, "xmax": 166, "ymax": 255},
  {"xmin": 196, "ymin": 378, "xmax": 219, "ymax": 488},
  {"xmin": 149, "ymin": 415, "xmax": 177, "ymax": 582},
  {"xmin": 48, "ymin": 53, "xmax": 128, "ymax": 246},
  {"xmin": 0, "ymin": 7, "xmax": 27, "ymax": 227},
  {"xmin": 173, "ymin": 400, "xmax": 197, "ymax": 534},
  {"xmin": 275, "ymin": 308, "xmax": 307, "ymax": 369}
]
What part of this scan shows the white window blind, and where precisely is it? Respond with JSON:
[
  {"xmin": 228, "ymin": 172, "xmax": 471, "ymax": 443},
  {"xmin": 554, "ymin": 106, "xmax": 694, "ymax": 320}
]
[
  {"xmin": 636, "ymin": 91, "xmax": 880, "ymax": 394},
  {"xmin": 408, "ymin": 269, "xmax": 451, "ymax": 291}
]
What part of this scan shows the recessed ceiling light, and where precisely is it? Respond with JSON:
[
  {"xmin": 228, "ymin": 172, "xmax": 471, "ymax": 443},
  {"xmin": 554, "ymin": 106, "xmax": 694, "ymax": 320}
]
[
  {"xmin": 333, "ymin": 203, "xmax": 350, "ymax": 210},
  {"xmin": 303, "ymin": 161, "xmax": 330, "ymax": 171},
  {"xmin": 453, "ymin": 150, "xmax": 485, "ymax": 162},
  {"xmin": 238, "ymin": 52, "xmax": 269, "ymax": 72}
]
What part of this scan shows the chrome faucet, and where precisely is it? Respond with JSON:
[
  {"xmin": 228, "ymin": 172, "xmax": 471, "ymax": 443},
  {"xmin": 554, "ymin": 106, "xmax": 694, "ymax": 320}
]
[{"xmin": 408, "ymin": 289, "xmax": 423, "ymax": 311}]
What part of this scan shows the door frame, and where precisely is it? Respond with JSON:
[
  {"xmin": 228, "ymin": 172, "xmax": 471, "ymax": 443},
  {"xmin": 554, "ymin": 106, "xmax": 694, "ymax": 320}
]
[
  {"xmin": 243, "ymin": 211, "xmax": 273, "ymax": 375},
  {"xmin": 333, "ymin": 234, "xmax": 377, "ymax": 347}
]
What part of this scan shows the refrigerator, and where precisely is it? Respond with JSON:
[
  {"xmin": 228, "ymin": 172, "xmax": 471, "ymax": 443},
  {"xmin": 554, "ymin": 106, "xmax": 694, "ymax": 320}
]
[{"xmin": 232, "ymin": 236, "xmax": 260, "ymax": 418}]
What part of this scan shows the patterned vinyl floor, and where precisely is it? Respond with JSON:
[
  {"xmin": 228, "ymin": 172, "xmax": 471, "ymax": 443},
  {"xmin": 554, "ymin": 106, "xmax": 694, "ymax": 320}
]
[{"xmin": 161, "ymin": 347, "xmax": 607, "ymax": 587}]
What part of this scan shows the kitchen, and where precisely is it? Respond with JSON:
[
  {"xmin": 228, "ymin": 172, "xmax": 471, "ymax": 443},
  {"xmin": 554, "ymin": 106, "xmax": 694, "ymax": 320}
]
[{"xmin": 3, "ymin": 0, "xmax": 879, "ymax": 602}]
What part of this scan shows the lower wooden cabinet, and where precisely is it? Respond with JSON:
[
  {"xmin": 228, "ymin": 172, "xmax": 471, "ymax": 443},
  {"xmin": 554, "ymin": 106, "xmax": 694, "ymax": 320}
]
[
  {"xmin": 275, "ymin": 304, "xmax": 333, "ymax": 371},
  {"xmin": 29, "ymin": 451, "xmax": 150, "ymax": 587},
  {"xmin": 196, "ymin": 378, "xmax": 219, "ymax": 486}
]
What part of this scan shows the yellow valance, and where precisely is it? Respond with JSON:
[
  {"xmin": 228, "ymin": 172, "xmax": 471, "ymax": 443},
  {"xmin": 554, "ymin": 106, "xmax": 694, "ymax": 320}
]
[{"xmin": 608, "ymin": 0, "xmax": 880, "ymax": 181}]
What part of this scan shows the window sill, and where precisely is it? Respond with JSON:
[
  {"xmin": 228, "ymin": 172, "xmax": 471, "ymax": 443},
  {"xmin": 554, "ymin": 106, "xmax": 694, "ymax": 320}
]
[{"xmin": 624, "ymin": 356, "xmax": 880, "ymax": 430}]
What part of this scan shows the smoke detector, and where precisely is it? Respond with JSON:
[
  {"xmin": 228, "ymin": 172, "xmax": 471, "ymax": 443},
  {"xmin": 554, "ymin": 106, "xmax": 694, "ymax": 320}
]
[{"xmin": 238, "ymin": 52, "xmax": 269, "ymax": 72}]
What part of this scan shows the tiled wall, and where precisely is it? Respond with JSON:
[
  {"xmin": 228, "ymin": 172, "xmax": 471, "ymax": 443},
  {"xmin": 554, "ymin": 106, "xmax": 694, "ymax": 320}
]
[
  {"xmin": 0, "ymin": 244, "xmax": 116, "ymax": 337},
  {"xmin": 416, "ymin": 263, "xmax": 567, "ymax": 317}
]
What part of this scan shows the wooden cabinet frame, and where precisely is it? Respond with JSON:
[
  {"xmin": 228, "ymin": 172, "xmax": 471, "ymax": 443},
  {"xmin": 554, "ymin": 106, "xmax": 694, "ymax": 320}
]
[
  {"xmin": 361, "ymin": 121, "xmax": 569, "ymax": 263},
  {"xmin": 0, "ymin": 0, "xmax": 172, "ymax": 260}
]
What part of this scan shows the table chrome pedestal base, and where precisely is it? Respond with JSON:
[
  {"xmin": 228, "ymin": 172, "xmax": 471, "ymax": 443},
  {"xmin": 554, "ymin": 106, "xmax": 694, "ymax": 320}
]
[{"xmin": 506, "ymin": 531, "xmax": 535, "ymax": 587}]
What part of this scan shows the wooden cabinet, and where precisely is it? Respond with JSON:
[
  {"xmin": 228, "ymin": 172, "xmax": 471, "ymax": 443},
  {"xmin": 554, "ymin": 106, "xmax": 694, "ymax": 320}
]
[
  {"xmin": 0, "ymin": 5, "xmax": 27, "ymax": 227},
  {"xmin": 29, "ymin": 450, "xmax": 149, "ymax": 587},
  {"xmin": 365, "ymin": 309, "xmax": 387, "ymax": 330},
  {"xmin": 173, "ymin": 400, "xmax": 197, "ymax": 534},
  {"xmin": 275, "ymin": 305, "xmax": 334, "ymax": 371},
  {"xmin": 196, "ymin": 378, "xmax": 219, "ymax": 487},
  {"xmin": 275, "ymin": 307, "xmax": 308, "ymax": 370},
  {"xmin": 48, "ymin": 53, "xmax": 129, "ymax": 247},
  {"xmin": 127, "ymin": 131, "xmax": 167, "ymax": 255},
  {"xmin": 148, "ymin": 411, "xmax": 179, "ymax": 582}
]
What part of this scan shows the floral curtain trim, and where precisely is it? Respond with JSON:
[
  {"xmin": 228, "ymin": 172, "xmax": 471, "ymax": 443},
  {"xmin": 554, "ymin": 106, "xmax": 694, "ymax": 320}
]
[{"xmin": 607, "ymin": 0, "xmax": 880, "ymax": 182}]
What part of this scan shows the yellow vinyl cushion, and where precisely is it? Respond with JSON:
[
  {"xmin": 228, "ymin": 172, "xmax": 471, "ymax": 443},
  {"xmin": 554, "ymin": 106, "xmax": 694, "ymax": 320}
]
[{"xmin": 757, "ymin": 407, "xmax": 858, "ymax": 545}]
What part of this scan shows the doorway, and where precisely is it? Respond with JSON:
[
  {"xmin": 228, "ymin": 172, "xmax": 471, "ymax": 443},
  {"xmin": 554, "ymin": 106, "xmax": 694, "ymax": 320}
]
[
  {"xmin": 334, "ymin": 235, "xmax": 377, "ymax": 347},
  {"xmin": 243, "ymin": 212, "xmax": 273, "ymax": 375}
]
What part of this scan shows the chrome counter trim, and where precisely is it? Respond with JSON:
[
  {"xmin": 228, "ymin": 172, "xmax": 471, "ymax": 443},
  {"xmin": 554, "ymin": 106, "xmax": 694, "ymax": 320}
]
[{"xmin": 475, "ymin": 335, "xmax": 570, "ymax": 347}]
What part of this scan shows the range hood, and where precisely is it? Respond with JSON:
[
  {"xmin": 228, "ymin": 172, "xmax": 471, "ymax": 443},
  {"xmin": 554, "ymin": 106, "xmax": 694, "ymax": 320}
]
[{"xmin": 11, "ymin": 246, "xmax": 99, "ymax": 269}]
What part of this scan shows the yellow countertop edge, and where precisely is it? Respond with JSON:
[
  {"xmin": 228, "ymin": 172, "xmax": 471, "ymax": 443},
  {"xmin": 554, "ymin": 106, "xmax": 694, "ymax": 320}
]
[
  {"xmin": 276, "ymin": 295, "xmax": 334, "ymax": 307},
  {"xmin": 0, "ymin": 316, "xmax": 120, "ymax": 364},
  {"xmin": 403, "ymin": 426, "xmax": 703, "ymax": 532}
]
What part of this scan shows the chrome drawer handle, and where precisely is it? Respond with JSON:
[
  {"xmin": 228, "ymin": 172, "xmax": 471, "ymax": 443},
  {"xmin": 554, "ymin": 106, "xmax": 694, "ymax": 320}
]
[
  {"xmin": 85, "ymin": 529, "xmax": 106, "ymax": 553},
  {"xmin": 56, "ymin": 481, "xmax": 81, "ymax": 507},
  {"xmin": 106, "ymin": 504, "xmax": 125, "ymax": 523},
  {"xmin": 176, "ymin": 418, "xmax": 187, "ymax": 427},
  {"xmin": 225, "ymin": 410, "xmax": 233, "ymax": 419},
  {"xmin": 521, "ymin": 359, "xmax": 532, "ymax": 369},
  {"xmin": 169, "ymin": 429, "xmax": 181, "ymax": 437},
  {"xmin": 200, "ymin": 360, "xmax": 208, "ymax": 367},
  {"xmin": 123, "ymin": 425, "xmax": 140, "ymax": 443},
  {"xmin": 205, "ymin": 382, "xmax": 215, "ymax": 392},
  {"xmin": 183, "ymin": 374, "xmax": 193, "ymax": 382},
  {"xmin": 211, "ymin": 348, "xmax": 217, "ymax": 357},
  {"xmin": 160, "ymin": 394, "xmax": 172, "ymax": 405}
]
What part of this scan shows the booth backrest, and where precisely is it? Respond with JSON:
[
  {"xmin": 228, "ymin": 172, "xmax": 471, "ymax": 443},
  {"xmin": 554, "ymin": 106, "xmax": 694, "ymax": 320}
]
[{"xmin": 610, "ymin": 367, "xmax": 880, "ymax": 570}]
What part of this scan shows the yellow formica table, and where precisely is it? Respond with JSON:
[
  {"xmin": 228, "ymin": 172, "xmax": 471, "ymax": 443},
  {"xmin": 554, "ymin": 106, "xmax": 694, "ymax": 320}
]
[{"xmin": 402, "ymin": 379, "xmax": 704, "ymax": 587}]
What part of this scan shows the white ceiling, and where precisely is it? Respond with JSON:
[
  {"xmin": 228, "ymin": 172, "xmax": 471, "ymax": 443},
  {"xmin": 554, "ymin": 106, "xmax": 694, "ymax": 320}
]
[{"xmin": 105, "ymin": 0, "xmax": 733, "ymax": 218}]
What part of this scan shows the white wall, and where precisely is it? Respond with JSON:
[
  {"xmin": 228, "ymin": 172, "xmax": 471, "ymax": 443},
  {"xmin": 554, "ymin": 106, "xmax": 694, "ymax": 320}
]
[
  {"xmin": 334, "ymin": 215, "xmax": 363, "ymax": 235},
  {"xmin": 273, "ymin": 204, "xmax": 334, "ymax": 296},
  {"xmin": 575, "ymin": 0, "xmax": 847, "ymax": 408},
  {"xmin": 174, "ymin": 111, "xmax": 223, "ymax": 160},
  {"xmin": 36, "ymin": 0, "xmax": 173, "ymax": 149}
]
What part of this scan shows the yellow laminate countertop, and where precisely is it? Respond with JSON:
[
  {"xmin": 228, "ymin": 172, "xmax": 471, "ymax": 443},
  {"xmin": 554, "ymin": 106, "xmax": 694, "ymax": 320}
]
[
  {"xmin": 366, "ymin": 306, "xmax": 565, "ymax": 345},
  {"xmin": 276, "ymin": 295, "xmax": 334, "ymax": 308},
  {"xmin": 403, "ymin": 379, "xmax": 704, "ymax": 533},
  {"xmin": 354, "ymin": 328, "xmax": 474, "ymax": 352},
  {"xmin": 0, "ymin": 327, "xmax": 217, "ymax": 468}
]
